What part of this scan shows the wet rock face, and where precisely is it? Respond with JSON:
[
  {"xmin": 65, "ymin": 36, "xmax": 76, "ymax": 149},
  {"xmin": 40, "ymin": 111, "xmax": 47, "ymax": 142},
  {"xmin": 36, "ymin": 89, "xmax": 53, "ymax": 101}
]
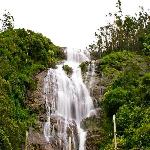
[
  {"xmin": 81, "ymin": 61, "xmax": 108, "ymax": 150},
  {"xmin": 85, "ymin": 129, "xmax": 106, "ymax": 150},
  {"xmin": 26, "ymin": 71, "xmax": 55, "ymax": 150},
  {"xmin": 26, "ymin": 60, "xmax": 105, "ymax": 150},
  {"xmin": 26, "ymin": 70, "xmax": 79, "ymax": 150},
  {"xmin": 27, "ymin": 128, "xmax": 53, "ymax": 150},
  {"xmin": 81, "ymin": 61, "xmax": 105, "ymax": 107},
  {"xmin": 82, "ymin": 114, "xmax": 108, "ymax": 150},
  {"xmin": 26, "ymin": 71, "xmax": 47, "ymax": 115}
]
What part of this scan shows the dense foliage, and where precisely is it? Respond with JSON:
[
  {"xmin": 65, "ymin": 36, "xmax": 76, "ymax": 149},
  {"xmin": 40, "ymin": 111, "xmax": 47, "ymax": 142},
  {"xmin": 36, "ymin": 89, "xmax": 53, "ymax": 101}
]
[
  {"xmin": 97, "ymin": 51, "xmax": 150, "ymax": 149},
  {"xmin": 88, "ymin": 1, "xmax": 150, "ymax": 149},
  {"xmin": 0, "ymin": 13, "xmax": 65, "ymax": 149}
]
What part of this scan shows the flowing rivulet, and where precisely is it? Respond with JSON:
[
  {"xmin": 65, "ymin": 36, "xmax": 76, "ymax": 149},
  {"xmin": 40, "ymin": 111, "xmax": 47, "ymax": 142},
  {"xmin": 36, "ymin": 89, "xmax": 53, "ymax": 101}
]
[{"xmin": 43, "ymin": 48, "xmax": 95, "ymax": 150}]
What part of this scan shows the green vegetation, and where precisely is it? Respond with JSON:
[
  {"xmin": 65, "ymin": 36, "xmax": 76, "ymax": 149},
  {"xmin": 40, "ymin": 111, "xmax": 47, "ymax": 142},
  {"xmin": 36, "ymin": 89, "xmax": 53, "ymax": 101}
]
[
  {"xmin": 79, "ymin": 61, "xmax": 89, "ymax": 74},
  {"xmin": 97, "ymin": 51, "xmax": 150, "ymax": 149},
  {"xmin": 62, "ymin": 65, "xmax": 73, "ymax": 76},
  {"xmin": 1, "ymin": 1, "xmax": 150, "ymax": 149},
  {"xmin": 88, "ymin": 0, "xmax": 150, "ymax": 149},
  {"xmin": 0, "ymin": 12, "xmax": 65, "ymax": 149},
  {"xmin": 89, "ymin": 0, "xmax": 150, "ymax": 58}
]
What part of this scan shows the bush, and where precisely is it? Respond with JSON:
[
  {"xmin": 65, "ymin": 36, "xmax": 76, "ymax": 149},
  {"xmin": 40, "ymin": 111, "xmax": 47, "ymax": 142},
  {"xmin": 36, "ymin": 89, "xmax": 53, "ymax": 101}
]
[
  {"xmin": 143, "ymin": 34, "xmax": 150, "ymax": 55},
  {"xmin": 62, "ymin": 65, "xmax": 73, "ymax": 76},
  {"xmin": 103, "ymin": 87, "xmax": 128, "ymax": 116},
  {"xmin": 79, "ymin": 61, "xmax": 89, "ymax": 73},
  {"xmin": 132, "ymin": 124, "xmax": 150, "ymax": 148}
]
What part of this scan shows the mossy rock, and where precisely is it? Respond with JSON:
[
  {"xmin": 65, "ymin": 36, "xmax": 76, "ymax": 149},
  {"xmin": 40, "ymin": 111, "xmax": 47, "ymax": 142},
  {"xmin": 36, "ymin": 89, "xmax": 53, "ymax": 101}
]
[
  {"xmin": 62, "ymin": 65, "xmax": 73, "ymax": 76},
  {"xmin": 79, "ymin": 61, "xmax": 89, "ymax": 73}
]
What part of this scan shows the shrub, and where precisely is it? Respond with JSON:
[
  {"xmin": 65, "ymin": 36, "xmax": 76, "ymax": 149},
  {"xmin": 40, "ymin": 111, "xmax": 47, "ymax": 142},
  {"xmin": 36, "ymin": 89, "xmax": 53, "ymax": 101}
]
[
  {"xmin": 79, "ymin": 61, "xmax": 89, "ymax": 73},
  {"xmin": 62, "ymin": 65, "xmax": 73, "ymax": 76},
  {"xmin": 103, "ymin": 87, "xmax": 128, "ymax": 117}
]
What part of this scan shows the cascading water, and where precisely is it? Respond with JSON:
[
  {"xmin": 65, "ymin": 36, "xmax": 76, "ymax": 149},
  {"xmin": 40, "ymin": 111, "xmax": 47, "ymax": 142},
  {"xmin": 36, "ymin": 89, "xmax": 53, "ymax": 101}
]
[{"xmin": 44, "ymin": 48, "xmax": 95, "ymax": 150}]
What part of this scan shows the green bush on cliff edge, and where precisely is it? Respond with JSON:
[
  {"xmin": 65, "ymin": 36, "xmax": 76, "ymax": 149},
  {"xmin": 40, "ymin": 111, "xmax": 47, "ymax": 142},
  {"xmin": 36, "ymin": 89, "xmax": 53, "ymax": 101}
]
[{"xmin": 0, "ymin": 12, "xmax": 65, "ymax": 150}]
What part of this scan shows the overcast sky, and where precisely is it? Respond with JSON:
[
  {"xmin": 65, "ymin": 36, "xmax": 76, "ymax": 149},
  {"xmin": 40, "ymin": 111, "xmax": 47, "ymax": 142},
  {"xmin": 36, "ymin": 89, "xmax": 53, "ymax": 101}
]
[{"xmin": 0, "ymin": 0, "xmax": 150, "ymax": 49}]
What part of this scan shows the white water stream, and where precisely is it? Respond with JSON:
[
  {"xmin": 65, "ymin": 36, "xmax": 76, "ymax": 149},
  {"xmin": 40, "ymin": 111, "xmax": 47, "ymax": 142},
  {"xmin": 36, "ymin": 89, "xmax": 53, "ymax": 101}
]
[{"xmin": 44, "ymin": 48, "xmax": 95, "ymax": 150}]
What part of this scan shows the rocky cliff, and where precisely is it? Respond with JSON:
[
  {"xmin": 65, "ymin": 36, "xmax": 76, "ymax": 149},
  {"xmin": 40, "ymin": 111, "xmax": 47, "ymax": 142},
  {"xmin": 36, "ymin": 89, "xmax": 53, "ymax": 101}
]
[{"xmin": 26, "ymin": 71, "xmax": 54, "ymax": 150}]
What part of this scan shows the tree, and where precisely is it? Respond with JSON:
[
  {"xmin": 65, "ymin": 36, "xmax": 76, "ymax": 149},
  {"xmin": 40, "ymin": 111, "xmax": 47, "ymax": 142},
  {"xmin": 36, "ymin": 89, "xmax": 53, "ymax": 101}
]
[
  {"xmin": 1, "ymin": 11, "xmax": 14, "ymax": 31},
  {"xmin": 89, "ymin": 0, "xmax": 150, "ymax": 58}
]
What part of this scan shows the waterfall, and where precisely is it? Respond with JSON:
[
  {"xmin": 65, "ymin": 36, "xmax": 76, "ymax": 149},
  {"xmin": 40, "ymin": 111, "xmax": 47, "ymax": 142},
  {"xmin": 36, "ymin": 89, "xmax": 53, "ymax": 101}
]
[{"xmin": 44, "ymin": 48, "xmax": 95, "ymax": 150}]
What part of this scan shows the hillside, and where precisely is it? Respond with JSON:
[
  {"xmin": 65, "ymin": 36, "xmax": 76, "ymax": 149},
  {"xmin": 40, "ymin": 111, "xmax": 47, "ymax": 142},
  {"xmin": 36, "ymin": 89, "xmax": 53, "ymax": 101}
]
[
  {"xmin": 0, "ymin": 1, "xmax": 150, "ymax": 149},
  {"xmin": 85, "ymin": 1, "xmax": 150, "ymax": 149},
  {"xmin": 0, "ymin": 27, "xmax": 65, "ymax": 149}
]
